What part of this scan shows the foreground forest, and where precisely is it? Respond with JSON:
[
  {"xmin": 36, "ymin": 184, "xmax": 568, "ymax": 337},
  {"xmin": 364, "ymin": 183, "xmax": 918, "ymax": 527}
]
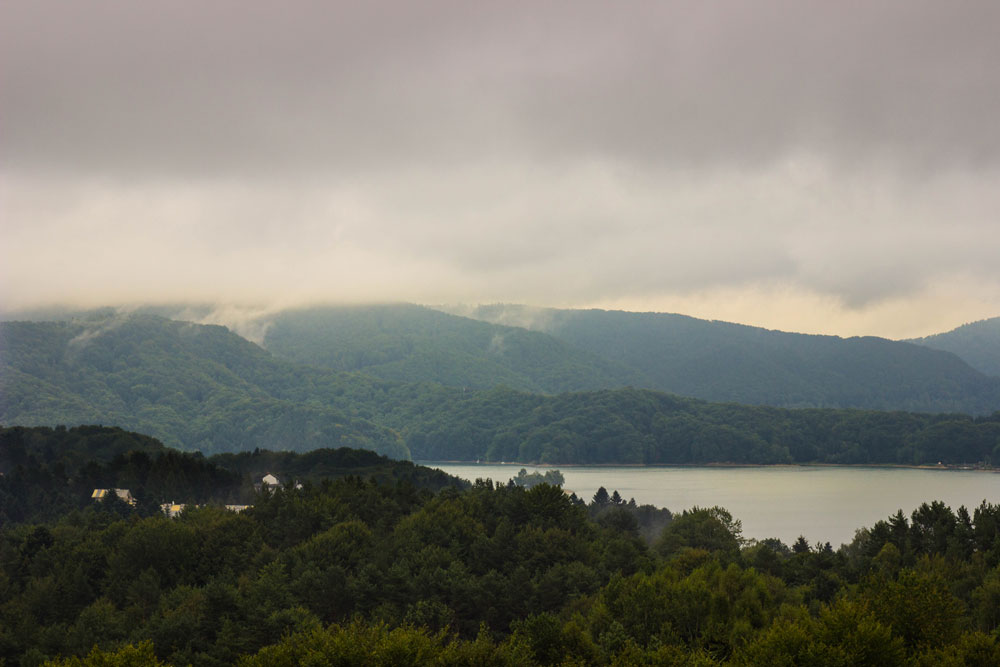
[
  {"xmin": 1, "ymin": 427, "xmax": 999, "ymax": 665},
  {"xmin": 3, "ymin": 315, "xmax": 1000, "ymax": 466}
]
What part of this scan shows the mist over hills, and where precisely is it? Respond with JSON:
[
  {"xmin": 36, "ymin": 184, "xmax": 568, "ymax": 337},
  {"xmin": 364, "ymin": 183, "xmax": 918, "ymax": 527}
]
[
  {"xmin": 3, "ymin": 311, "xmax": 1000, "ymax": 466},
  {"xmin": 261, "ymin": 304, "xmax": 642, "ymax": 393},
  {"xmin": 4, "ymin": 303, "xmax": 999, "ymax": 418},
  {"xmin": 0, "ymin": 315, "xmax": 408, "ymax": 459}
]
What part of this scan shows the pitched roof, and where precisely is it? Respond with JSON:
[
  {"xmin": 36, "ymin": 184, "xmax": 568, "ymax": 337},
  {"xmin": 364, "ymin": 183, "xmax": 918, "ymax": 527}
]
[{"xmin": 91, "ymin": 488, "xmax": 136, "ymax": 505}]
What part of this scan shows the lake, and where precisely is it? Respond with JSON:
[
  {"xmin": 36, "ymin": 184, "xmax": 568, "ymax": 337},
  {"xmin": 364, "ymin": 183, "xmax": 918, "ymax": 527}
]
[{"xmin": 425, "ymin": 463, "xmax": 1000, "ymax": 547}]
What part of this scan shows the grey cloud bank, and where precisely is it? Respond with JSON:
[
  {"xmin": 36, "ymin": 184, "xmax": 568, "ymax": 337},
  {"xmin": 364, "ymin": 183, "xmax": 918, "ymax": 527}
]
[{"xmin": 2, "ymin": 1, "xmax": 999, "ymax": 338}]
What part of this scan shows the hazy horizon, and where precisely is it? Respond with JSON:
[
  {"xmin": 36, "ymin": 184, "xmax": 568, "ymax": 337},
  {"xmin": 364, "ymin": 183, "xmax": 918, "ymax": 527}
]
[
  {"xmin": 4, "ymin": 1, "xmax": 1000, "ymax": 339},
  {"xmin": 2, "ymin": 298, "xmax": 995, "ymax": 343}
]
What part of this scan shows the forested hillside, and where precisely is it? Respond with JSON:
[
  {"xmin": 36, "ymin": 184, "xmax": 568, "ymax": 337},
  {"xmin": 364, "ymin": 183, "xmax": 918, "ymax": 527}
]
[
  {"xmin": 462, "ymin": 304, "xmax": 1000, "ymax": 414},
  {"xmin": 5, "ymin": 315, "xmax": 1000, "ymax": 466},
  {"xmin": 261, "ymin": 304, "xmax": 641, "ymax": 393},
  {"xmin": 910, "ymin": 316, "xmax": 1000, "ymax": 377},
  {"xmin": 0, "ymin": 315, "xmax": 407, "ymax": 458},
  {"xmin": 393, "ymin": 386, "xmax": 1000, "ymax": 465},
  {"xmin": 7, "ymin": 303, "xmax": 1000, "ymax": 415}
]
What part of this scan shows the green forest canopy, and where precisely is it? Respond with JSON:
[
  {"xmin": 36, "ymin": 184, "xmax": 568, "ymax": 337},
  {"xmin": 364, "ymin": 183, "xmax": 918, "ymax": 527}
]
[{"xmin": 2, "ymin": 425, "xmax": 1000, "ymax": 665}]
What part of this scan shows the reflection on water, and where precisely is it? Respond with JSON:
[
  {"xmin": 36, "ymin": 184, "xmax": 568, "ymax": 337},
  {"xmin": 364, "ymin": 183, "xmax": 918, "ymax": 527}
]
[{"xmin": 427, "ymin": 463, "xmax": 1000, "ymax": 547}]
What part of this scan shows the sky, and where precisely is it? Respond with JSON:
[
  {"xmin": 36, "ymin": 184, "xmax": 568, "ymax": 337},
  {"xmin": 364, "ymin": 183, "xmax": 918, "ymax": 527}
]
[{"xmin": 2, "ymin": 1, "xmax": 999, "ymax": 339}]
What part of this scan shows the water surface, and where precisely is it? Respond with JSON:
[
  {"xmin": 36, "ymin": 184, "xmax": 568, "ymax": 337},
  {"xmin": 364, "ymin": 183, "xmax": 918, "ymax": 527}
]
[{"xmin": 426, "ymin": 463, "xmax": 1000, "ymax": 547}]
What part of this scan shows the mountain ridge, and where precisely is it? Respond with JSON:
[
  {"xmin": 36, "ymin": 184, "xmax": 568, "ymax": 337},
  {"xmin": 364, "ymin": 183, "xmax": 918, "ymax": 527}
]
[
  {"xmin": 4, "ymin": 313, "xmax": 999, "ymax": 466},
  {"xmin": 443, "ymin": 304, "xmax": 1000, "ymax": 414}
]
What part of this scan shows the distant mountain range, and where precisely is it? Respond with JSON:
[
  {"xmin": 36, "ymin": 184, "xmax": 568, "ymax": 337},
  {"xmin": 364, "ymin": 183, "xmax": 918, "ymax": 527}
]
[
  {"xmin": 451, "ymin": 304, "xmax": 1000, "ymax": 414},
  {"xmin": 3, "ymin": 310, "xmax": 999, "ymax": 466},
  {"xmin": 4, "ymin": 304, "xmax": 999, "ymax": 416},
  {"xmin": 226, "ymin": 302, "xmax": 999, "ymax": 414},
  {"xmin": 223, "ymin": 302, "xmax": 1000, "ymax": 414}
]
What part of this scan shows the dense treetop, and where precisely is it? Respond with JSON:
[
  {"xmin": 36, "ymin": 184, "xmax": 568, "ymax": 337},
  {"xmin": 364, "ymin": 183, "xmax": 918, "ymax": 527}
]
[{"xmin": 2, "ymin": 430, "xmax": 999, "ymax": 665}]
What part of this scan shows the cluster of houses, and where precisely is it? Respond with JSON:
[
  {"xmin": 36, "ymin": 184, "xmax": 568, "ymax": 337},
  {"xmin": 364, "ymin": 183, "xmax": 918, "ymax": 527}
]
[{"xmin": 90, "ymin": 472, "xmax": 294, "ymax": 518}]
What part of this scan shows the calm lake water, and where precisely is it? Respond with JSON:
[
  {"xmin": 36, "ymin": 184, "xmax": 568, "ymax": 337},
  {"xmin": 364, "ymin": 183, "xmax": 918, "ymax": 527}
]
[{"xmin": 425, "ymin": 463, "xmax": 1000, "ymax": 547}]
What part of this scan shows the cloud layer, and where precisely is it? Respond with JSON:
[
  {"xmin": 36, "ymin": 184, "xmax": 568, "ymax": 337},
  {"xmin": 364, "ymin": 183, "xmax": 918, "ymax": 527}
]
[{"xmin": 3, "ymin": 1, "xmax": 999, "ymax": 337}]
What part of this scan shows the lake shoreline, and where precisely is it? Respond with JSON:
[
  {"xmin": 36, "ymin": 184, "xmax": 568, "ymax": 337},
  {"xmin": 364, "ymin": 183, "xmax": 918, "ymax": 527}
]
[
  {"xmin": 418, "ymin": 460, "xmax": 999, "ymax": 473},
  {"xmin": 423, "ymin": 461, "xmax": 1000, "ymax": 544}
]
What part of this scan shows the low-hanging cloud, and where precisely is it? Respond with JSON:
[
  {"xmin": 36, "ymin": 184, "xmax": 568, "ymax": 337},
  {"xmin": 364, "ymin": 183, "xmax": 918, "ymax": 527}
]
[{"xmin": 2, "ymin": 1, "xmax": 999, "ymax": 338}]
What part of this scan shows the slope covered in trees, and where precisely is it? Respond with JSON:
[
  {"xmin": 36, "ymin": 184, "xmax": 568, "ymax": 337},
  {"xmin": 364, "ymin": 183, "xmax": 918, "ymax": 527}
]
[
  {"xmin": 261, "ymin": 304, "xmax": 640, "ymax": 393},
  {"xmin": 461, "ymin": 304, "xmax": 1000, "ymax": 414},
  {"xmin": 0, "ymin": 315, "xmax": 407, "ymax": 458},
  {"xmin": 910, "ymin": 316, "xmax": 1000, "ymax": 377},
  {"xmin": 4, "ymin": 315, "xmax": 1000, "ymax": 466},
  {"xmin": 395, "ymin": 386, "xmax": 1000, "ymax": 465},
  {"xmin": 3, "ymin": 454, "xmax": 1000, "ymax": 665},
  {"xmin": 8, "ymin": 302, "xmax": 1000, "ymax": 414}
]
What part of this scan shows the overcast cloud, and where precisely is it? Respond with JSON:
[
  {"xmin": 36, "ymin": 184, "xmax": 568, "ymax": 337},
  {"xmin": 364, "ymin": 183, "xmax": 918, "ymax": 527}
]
[{"xmin": 2, "ymin": 1, "xmax": 999, "ymax": 337}]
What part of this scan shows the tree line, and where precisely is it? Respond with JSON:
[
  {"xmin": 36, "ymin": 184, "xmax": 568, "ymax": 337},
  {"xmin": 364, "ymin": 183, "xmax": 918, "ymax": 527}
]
[{"xmin": 395, "ymin": 387, "xmax": 1000, "ymax": 466}]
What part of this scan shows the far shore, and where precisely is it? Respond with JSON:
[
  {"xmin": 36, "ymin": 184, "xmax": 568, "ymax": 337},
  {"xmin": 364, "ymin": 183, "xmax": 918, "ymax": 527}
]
[{"xmin": 417, "ymin": 460, "xmax": 998, "ymax": 473}]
